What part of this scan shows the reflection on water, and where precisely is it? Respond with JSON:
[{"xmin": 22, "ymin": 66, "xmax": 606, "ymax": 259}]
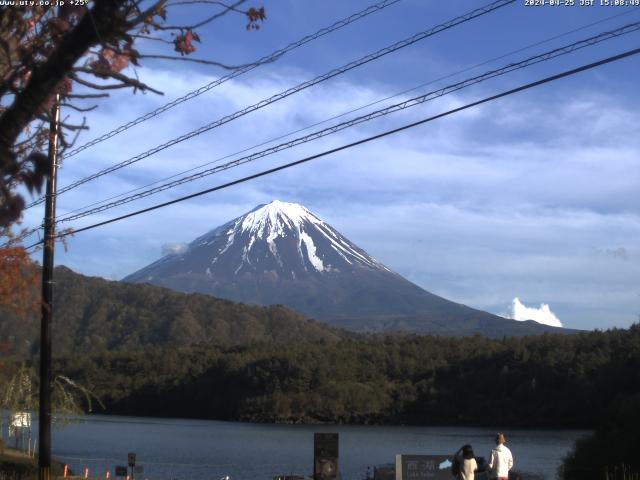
[{"xmin": 51, "ymin": 415, "xmax": 589, "ymax": 480}]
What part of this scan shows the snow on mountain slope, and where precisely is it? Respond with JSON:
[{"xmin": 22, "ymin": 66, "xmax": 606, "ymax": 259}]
[
  {"xmin": 124, "ymin": 201, "xmax": 566, "ymax": 337},
  {"xmin": 134, "ymin": 200, "xmax": 390, "ymax": 282}
]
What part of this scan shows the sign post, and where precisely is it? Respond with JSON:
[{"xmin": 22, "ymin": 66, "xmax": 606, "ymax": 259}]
[
  {"xmin": 128, "ymin": 453, "xmax": 136, "ymax": 479},
  {"xmin": 314, "ymin": 433, "xmax": 339, "ymax": 480}
]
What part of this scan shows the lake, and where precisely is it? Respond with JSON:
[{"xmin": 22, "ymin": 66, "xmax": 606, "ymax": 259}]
[{"xmin": 48, "ymin": 415, "xmax": 589, "ymax": 480}]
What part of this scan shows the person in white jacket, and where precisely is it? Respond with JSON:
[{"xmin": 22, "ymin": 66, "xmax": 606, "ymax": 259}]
[{"xmin": 488, "ymin": 433, "xmax": 513, "ymax": 480}]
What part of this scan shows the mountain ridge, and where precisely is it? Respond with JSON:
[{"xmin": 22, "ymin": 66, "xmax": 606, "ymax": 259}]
[
  {"xmin": 125, "ymin": 200, "xmax": 573, "ymax": 337},
  {"xmin": 0, "ymin": 265, "xmax": 343, "ymax": 357}
]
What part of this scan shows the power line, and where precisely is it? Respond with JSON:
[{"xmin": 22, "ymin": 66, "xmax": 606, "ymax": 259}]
[
  {"xmin": 27, "ymin": 0, "xmax": 515, "ymax": 208},
  {"xmin": 55, "ymin": 22, "xmax": 640, "ymax": 225},
  {"xmin": 25, "ymin": 0, "xmax": 400, "ymax": 211},
  {"xmin": 57, "ymin": 7, "xmax": 640, "ymax": 221},
  {"xmin": 34, "ymin": 46, "xmax": 637, "ymax": 244},
  {"xmin": 60, "ymin": 0, "xmax": 402, "ymax": 161}
]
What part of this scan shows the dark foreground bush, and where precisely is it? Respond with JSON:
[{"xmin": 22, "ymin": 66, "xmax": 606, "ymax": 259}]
[{"xmin": 560, "ymin": 395, "xmax": 640, "ymax": 480}]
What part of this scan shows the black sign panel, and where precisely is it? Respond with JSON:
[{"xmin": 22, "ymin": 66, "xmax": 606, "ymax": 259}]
[
  {"xmin": 314, "ymin": 433, "xmax": 339, "ymax": 480},
  {"xmin": 396, "ymin": 455, "xmax": 452, "ymax": 480},
  {"xmin": 115, "ymin": 466, "xmax": 128, "ymax": 477}
]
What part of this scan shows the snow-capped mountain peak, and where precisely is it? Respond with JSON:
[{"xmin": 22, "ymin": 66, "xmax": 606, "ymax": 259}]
[
  {"xmin": 200, "ymin": 200, "xmax": 385, "ymax": 275},
  {"xmin": 124, "ymin": 200, "xmax": 531, "ymax": 336},
  {"xmin": 239, "ymin": 200, "xmax": 323, "ymax": 239}
]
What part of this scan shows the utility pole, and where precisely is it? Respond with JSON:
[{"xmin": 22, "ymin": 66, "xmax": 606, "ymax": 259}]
[{"xmin": 39, "ymin": 94, "xmax": 60, "ymax": 480}]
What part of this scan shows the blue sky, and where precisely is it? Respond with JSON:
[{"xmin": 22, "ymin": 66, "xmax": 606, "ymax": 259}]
[{"xmin": 21, "ymin": 0, "xmax": 640, "ymax": 330}]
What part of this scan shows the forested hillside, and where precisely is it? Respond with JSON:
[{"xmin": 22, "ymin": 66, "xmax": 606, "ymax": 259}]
[
  {"xmin": 39, "ymin": 324, "xmax": 640, "ymax": 427},
  {"xmin": 0, "ymin": 266, "xmax": 343, "ymax": 356}
]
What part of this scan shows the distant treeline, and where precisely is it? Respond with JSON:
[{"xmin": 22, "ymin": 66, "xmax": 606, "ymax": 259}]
[
  {"xmin": 2, "ymin": 325, "xmax": 639, "ymax": 477},
  {"xmin": 43, "ymin": 324, "xmax": 640, "ymax": 428}
]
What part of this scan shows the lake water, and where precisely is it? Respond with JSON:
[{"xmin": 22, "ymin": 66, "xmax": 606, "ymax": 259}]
[{"xmin": 49, "ymin": 415, "xmax": 589, "ymax": 480}]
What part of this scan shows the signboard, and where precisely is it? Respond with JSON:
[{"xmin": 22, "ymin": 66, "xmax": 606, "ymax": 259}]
[
  {"xmin": 115, "ymin": 466, "xmax": 128, "ymax": 477},
  {"xmin": 314, "ymin": 433, "xmax": 338, "ymax": 480},
  {"xmin": 11, "ymin": 412, "xmax": 31, "ymax": 428},
  {"xmin": 128, "ymin": 453, "xmax": 136, "ymax": 467},
  {"xmin": 374, "ymin": 464, "xmax": 395, "ymax": 480},
  {"xmin": 395, "ymin": 455, "xmax": 452, "ymax": 480}
]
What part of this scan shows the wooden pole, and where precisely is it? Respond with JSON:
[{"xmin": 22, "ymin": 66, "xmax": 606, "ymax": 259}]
[{"xmin": 39, "ymin": 93, "xmax": 60, "ymax": 480}]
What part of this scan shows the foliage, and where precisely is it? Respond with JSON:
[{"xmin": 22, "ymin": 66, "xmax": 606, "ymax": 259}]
[
  {"xmin": 0, "ymin": 229, "xmax": 39, "ymax": 318},
  {"xmin": 23, "ymin": 324, "xmax": 640, "ymax": 429},
  {"xmin": 0, "ymin": 266, "xmax": 343, "ymax": 356},
  {"xmin": 0, "ymin": 0, "xmax": 266, "ymax": 228},
  {"xmin": 0, "ymin": 363, "xmax": 103, "ymax": 431},
  {"xmin": 560, "ymin": 394, "xmax": 640, "ymax": 480},
  {"xmin": 0, "ymin": 447, "xmax": 66, "ymax": 480},
  {"xmin": 2, "ymin": 267, "xmax": 638, "ymax": 431}
]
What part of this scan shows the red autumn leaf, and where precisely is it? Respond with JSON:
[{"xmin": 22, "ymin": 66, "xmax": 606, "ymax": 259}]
[
  {"xmin": 246, "ymin": 7, "xmax": 266, "ymax": 30},
  {"xmin": 90, "ymin": 46, "xmax": 131, "ymax": 74},
  {"xmin": 110, "ymin": 52, "xmax": 130, "ymax": 73},
  {"xmin": 174, "ymin": 29, "xmax": 200, "ymax": 55}
]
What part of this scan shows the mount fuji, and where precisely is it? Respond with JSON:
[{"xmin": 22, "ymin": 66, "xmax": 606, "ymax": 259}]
[{"xmin": 124, "ymin": 201, "xmax": 568, "ymax": 336}]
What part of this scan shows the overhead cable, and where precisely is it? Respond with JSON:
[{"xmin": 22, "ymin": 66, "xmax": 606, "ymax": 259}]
[
  {"xmin": 58, "ymin": 7, "xmax": 640, "ymax": 220},
  {"xmin": 55, "ymin": 22, "xmax": 640, "ymax": 224},
  {"xmin": 28, "ymin": 0, "xmax": 515, "ymax": 208},
  {"xmin": 60, "ymin": 0, "xmax": 402, "ymax": 161},
  {"xmin": 29, "ymin": 46, "xmax": 636, "ymax": 245}
]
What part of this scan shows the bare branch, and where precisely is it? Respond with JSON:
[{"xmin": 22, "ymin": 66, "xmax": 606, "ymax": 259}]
[
  {"xmin": 72, "ymin": 68, "xmax": 164, "ymax": 95},
  {"xmin": 15, "ymin": 123, "xmax": 47, "ymax": 149},
  {"xmin": 125, "ymin": 0, "xmax": 166, "ymax": 29},
  {"xmin": 59, "ymin": 117, "xmax": 87, "ymax": 152},
  {"xmin": 138, "ymin": 54, "xmax": 248, "ymax": 69},
  {"xmin": 36, "ymin": 113, "xmax": 88, "ymax": 132},
  {"xmin": 164, "ymin": 0, "xmax": 247, "ymax": 30},
  {"xmin": 166, "ymin": 0, "xmax": 244, "ymax": 8},
  {"xmin": 61, "ymin": 102, "xmax": 99, "ymax": 112},
  {"xmin": 129, "ymin": 34, "xmax": 174, "ymax": 44},
  {"xmin": 69, "ymin": 74, "xmax": 132, "ymax": 91},
  {"xmin": 66, "ymin": 93, "xmax": 110, "ymax": 99},
  {"xmin": 0, "ymin": 0, "xmax": 129, "ymax": 172}
]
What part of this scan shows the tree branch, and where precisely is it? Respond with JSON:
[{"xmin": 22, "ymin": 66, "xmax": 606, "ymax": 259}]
[
  {"xmin": 61, "ymin": 102, "xmax": 99, "ymax": 113},
  {"xmin": 69, "ymin": 74, "xmax": 135, "ymax": 91},
  {"xmin": 66, "ymin": 93, "xmax": 110, "ymax": 99},
  {"xmin": 73, "ymin": 66, "xmax": 164, "ymax": 94},
  {"xmin": 162, "ymin": 0, "xmax": 247, "ymax": 30},
  {"xmin": 0, "ymin": 0, "xmax": 129, "ymax": 173},
  {"xmin": 138, "ymin": 54, "xmax": 248, "ymax": 69},
  {"xmin": 125, "ymin": 0, "xmax": 166, "ymax": 30}
]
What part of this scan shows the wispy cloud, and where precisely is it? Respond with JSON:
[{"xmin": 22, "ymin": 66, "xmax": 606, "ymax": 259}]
[{"xmin": 25, "ymin": 62, "xmax": 639, "ymax": 332}]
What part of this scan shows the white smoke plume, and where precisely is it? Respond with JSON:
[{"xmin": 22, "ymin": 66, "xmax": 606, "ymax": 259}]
[
  {"xmin": 508, "ymin": 297, "xmax": 563, "ymax": 327},
  {"xmin": 161, "ymin": 242, "xmax": 189, "ymax": 256}
]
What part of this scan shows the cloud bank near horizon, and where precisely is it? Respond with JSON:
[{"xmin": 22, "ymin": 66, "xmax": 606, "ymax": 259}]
[{"xmin": 508, "ymin": 297, "xmax": 563, "ymax": 328}]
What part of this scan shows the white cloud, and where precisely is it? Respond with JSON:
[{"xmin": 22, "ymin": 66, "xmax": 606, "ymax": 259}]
[
  {"xmin": 22, "ymin": 61, "xmax": 639, "ymax": 332},
  {"xmin": 507, "ymin": 297, "xmax": 563, "ymax": 328},
  {"xmin": 161, "ymin": 242, "xmax": 189, "ymax": 256}
]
